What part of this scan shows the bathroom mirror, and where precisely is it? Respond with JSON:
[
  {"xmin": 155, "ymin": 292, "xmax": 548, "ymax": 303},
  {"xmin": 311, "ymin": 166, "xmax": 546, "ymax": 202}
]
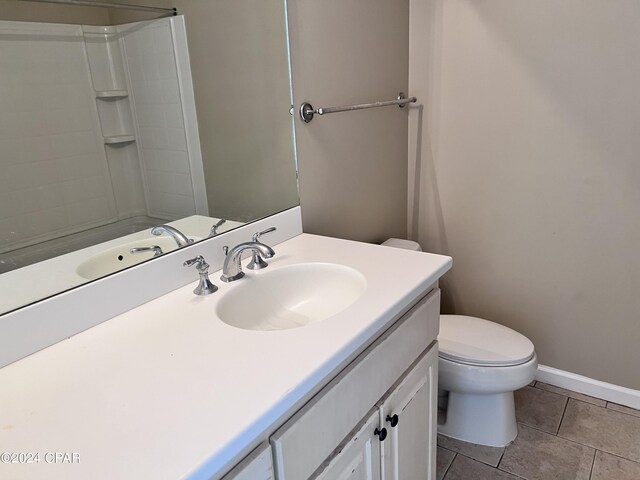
[{"xmin": 0, "ymin": 0, "xmax": 299, "ymax": 315}]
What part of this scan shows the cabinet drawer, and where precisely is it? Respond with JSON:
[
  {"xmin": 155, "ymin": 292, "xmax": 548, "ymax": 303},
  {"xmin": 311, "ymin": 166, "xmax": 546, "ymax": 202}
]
[{"xmin": 271, "ymin": 288, "xmax": 441, "ymax": 480}]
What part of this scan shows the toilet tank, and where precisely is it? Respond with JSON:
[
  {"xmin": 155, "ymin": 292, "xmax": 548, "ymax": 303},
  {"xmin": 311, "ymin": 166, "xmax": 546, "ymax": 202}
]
[{"xmin": 381, "ymin": 238, "xmax": 422, "ymax": 252}]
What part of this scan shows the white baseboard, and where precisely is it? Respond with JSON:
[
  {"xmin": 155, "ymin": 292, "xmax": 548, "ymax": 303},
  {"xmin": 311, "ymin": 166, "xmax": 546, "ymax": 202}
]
[{"xmin": 536, "ymin": 365, "xmax": 640, "ymax": 410}]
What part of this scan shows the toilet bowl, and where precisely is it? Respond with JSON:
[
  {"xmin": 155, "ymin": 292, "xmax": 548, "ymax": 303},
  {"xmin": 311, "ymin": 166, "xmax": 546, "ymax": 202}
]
[
  {"xmin": 382, "ymin": 238, "xmax": 538, "ymax": 447},
  {"xmin": 438, "ymin": 315, "xmax": 537, "ymax": 447}
]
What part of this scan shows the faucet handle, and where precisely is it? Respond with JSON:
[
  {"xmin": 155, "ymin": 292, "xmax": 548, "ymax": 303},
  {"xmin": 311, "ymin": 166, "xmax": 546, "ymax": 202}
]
[
  {"xmin": 209, "ymin": 218, "xmax": 227, "ymax": 237},
  {"xmin": 247, "ymin": 227, "xmax": 277, "ymax": 270},
  {"xmin": 130, "ymin": 245, "xmax": 163, "ymax": 257},
  {"xmin": 184, "ymin": 255, "xmax": 208, "ymax": 270},
  {"xmin": 183, "ymin": 256, "xmax": 217, "ymax": 295},
  {"xmin": 251, "ymin": 226, "xmax": 276, "ymax": 242}
]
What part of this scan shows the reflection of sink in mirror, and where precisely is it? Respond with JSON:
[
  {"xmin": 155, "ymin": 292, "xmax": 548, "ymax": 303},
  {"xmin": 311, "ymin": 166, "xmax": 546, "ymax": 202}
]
[
  {"xmin": 0, "ymin": 216, "xmax": 165, "ymax": 275},
  {"xmin": 76, "ymin": 236, "xmax": 202, "ymax": 280},
  {"xmin": 216, "ymin": 263, "xmax": 367, "ymax": 331},
  {"xmin": 0, "ymin": 216, "xmax": 242, "ymax": 314}
]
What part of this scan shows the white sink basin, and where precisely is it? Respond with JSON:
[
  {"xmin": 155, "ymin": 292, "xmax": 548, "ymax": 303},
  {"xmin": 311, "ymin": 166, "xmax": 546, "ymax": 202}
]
[
  {"xmin": 76, "ymin": 237, "xmax": 200, "ymax": 280},
  {"xmin": 215, "ymin": 263, "xmax": 367, "ymax": 331}
]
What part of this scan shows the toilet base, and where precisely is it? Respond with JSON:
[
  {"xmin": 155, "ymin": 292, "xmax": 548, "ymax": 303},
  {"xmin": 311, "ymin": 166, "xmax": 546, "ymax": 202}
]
[{"xmin": 438, "ymin": 391, "xmax": 518, "ymax": 447}]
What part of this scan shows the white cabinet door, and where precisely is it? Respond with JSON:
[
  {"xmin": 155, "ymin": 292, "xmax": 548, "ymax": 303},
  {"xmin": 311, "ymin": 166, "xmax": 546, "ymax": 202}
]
[
  {"xmin": 220, "ymin": 443, "xmax": 274, "ymax": 480},
  {"xmin": 378, "ymin": 346, "xmax": 438, "ymax": 480},
  {"xmin": 271, "ymin": 290, "xmax": 441, "ymax": 480},
  {"xmin": 311, "ymin": 409, "xmax": 382, "ymax": 480}
]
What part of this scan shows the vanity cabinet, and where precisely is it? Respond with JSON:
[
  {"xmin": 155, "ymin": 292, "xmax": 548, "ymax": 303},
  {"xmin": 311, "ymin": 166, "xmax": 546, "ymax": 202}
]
[
  {"xmin": 310, "ymin": 347, "xmax": 438, "ymax": 480},
  {"xmin": 270, "ymin": 288, "xmax": 441, "ymax": 480},
  {"xmin": 220, "ymin": 443, "xmax": 274, "ymax": 480}
]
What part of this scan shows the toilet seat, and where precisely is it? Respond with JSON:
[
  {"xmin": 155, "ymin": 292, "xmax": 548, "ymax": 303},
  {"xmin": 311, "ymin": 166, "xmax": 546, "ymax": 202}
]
[{"xmin": 439, "ymin": 315, "xmax": 535, "ymax": 367}]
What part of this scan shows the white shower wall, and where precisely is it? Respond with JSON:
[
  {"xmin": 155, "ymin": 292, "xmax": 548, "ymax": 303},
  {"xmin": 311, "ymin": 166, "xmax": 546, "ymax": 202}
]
[
  {"xmin": 119, "ymin": 18, "xmax": 207, "ymax": 220},
  {"xmin": 0, "ymin": 21, "xmax": 117, "ymax": 253},
  {"xmin": 0, "ymin": 17, "xmax": 206, "ymax": 253}
]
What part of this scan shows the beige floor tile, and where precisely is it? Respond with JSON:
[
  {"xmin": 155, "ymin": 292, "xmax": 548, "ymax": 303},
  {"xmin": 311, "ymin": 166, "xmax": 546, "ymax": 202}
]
[
  {"xmin": 607, "ymin": 402, "xmax": 640, "ymax": 418},
  {"xmin": 436, "ymin": 447, "xmax": 456, "ymax": 480},
  {"xmin": 591, "ymin": 451, "xmax": 640, "ymax": 480},
  {"xmin": 437, "ymin": 434, "xmax": 504, "ymax": 467},
  {"xmin": 514, "ymin": 385, "xmax": 568, "ymax": 434},
  {"xmin": 558, "ymin": 399, "xmax": 640, "ymax": 462},
  {"xmin": 535, "ymin": 382, "xmax": 606, "ymax": 407},
  {"xmin": 444, "ymin": 455, "xmax": 518, "ymax": 480},
  {"xmin": 499, "ymin": 424, "xmax": 594, "ymax": 480}
]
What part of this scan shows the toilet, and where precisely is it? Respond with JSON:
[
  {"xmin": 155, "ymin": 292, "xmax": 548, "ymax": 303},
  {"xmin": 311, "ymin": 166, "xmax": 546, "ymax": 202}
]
[{"xmin": 382, "ymin": 238, "xmax": 538, "ymax": 447}]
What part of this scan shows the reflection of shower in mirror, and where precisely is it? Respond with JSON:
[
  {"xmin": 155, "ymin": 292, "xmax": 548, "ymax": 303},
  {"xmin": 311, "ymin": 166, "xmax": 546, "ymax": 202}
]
[
  {"xmin": 0, "ymin": 16, "xmax": 231, "ymax": 313},
  {"xmin": 0, "ymin": 17, "xmax": 207, "ymax": 265}
]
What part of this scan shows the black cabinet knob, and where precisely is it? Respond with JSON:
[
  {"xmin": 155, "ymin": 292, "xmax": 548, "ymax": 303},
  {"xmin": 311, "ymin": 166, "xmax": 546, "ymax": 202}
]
[
  {"xmin": 374, "ymin": 427, "xmax": 388, "ymax": 441},
  {"xmin": 386, "ymin": 414, "xmax": 399, "ymax": 428}
]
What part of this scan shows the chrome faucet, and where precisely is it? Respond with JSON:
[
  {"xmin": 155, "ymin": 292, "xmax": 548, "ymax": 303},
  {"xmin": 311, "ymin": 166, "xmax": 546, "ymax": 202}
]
[
  {"xmin": 183, "ymin": 255, "xmax": 217, "ymax": 295},
  {"xmin": 130, "ymin": 245, "xmax": 163, "ymax": 257},
  {"xmin": 221, "ymin": 241, "xmax": 275, "ymax": 282},
  {"xmin": 151, "ymin": 225, "xmax": 193, "ymax": 248}
]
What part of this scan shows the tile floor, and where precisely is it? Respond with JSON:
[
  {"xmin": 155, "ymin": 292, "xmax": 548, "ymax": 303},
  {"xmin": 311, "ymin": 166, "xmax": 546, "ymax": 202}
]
[{"xmin": 436, "ymin": 382, "xmax": 640, "ymax": 480}]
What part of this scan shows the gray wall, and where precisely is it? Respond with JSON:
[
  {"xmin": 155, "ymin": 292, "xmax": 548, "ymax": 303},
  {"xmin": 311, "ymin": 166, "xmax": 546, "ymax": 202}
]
[
  {"xmin": 288, "ymin": 0, "xmax": 409, "ymax": 243},
  {"xmin": 411, "ymin": 0, "xmax": 640, "ymax": 389},
  {"xmin": 0, "ymin": 0, "xmax": 109, "ymax": 24},
  {"xmin": 173, "ymin": 0, "xmax": 298, "ymax": 222}
]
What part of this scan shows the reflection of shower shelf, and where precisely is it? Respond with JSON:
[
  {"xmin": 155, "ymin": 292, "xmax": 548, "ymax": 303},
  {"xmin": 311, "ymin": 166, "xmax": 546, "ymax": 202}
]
[
  {"xmin": 96, "ymin": 90, "xmax": 128, "ymax": 99},
  {"xmin": 104, "ymin": 134, "xmax": 135, "ymax": 145}
]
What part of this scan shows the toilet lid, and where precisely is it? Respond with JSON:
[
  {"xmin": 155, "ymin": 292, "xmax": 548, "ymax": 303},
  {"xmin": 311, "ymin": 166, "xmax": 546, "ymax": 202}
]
[{"xmin": 438, "ymin": 315, "xmax": 535, "ymax": 366}]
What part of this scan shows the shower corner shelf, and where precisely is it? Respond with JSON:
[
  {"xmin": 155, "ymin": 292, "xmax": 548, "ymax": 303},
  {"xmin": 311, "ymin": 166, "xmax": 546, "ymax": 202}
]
[
  {"xmin": 96, "ymin": 90, "xmax": 129, "ymax": 99},
  {"xmin": 104, "ymin": 134, "xmax": 135, "ymax": 145}
]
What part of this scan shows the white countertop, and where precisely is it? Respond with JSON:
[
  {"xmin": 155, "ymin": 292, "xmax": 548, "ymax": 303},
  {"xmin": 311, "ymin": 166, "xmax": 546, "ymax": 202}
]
[{"xmin": 0, "ymin": 234, "xmax": 451, "ymax": 479}]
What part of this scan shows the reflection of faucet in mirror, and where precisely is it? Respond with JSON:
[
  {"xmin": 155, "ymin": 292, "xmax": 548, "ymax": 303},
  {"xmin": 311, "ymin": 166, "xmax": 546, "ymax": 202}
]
[
  {"xmin": 221, "ymin": 242, "xmax": 276, "ymax": 283},
  {"xmin": 130, "ymin": 246, "xmax": 164, "ymax": 258},
  {"xmin": 209, "ymin": 219, "xmax": 227, "ymax": 237},
  {"xmin": 151, "ymin": 225, "xmax": 194, "ymax": 248}
]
